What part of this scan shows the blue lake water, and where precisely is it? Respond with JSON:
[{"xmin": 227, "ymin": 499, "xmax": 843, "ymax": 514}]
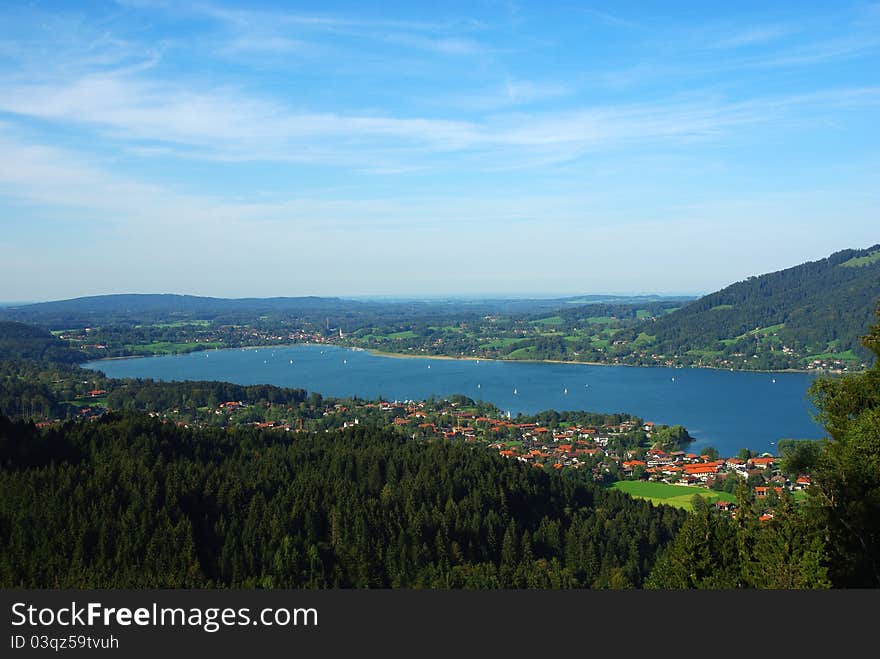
[{"xmin": 84, "ymin": 344, "xmax": 826, "ymax": 456}]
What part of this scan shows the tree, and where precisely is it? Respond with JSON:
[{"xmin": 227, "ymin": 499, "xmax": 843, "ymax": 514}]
[
  {"xmin": 701, "ymin": 446, "xmax": 720, "ymax": 461},
  {"xmin": 644, "ymin": 496, "xmax": 741, "ymax": 589},
  {"xmin": 777, "ymin": 439, "xmax": 825, "ymax": 477},
  {"xmin": 806, "ymin": 305, "xmax": 880, "ymax": 587}
]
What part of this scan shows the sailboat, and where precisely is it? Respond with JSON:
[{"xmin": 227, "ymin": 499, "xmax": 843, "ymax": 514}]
[
  {"xmin": 563, "ymin": 388, "xmax": 568, "ymax": 395},
  {"xmin": 513, "ymin": 388, "xmax": 518, "ymax": 395}
]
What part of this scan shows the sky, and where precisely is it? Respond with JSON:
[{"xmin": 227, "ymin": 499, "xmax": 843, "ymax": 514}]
[{"xmin": 1, "ymin": 0, "xmax": 878, "ymax": 301}]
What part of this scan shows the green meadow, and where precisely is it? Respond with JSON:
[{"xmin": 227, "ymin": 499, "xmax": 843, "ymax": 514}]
[
  {"xmin": 610, "ymin": 480, "xmax": 737, "ymax": 510},
  {"xmin": 125, "ymin": 341, "xmax": 224, "ymax": 355}
]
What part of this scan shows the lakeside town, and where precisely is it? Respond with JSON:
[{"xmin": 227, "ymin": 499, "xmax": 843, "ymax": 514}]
[
  {"xmin": 54, "ymin": 317, "xmax": 865, "ymax": 375},
  {"xmin": 56, "ymin": 385, "xmax": 807, "ymax": 520}
]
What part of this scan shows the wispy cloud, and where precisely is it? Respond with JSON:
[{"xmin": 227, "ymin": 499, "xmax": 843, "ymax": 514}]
[
  {"xmin": 2, "ymin": 1, "xmax": 878, "ymax": 298},
  {"xmin": 0, "ymin": 124, "xmax": 548, "ymax": 230},
  {"xmin": 578, "ymin": 8, "xmax": 641, "ymax": 30},
  {"xmin": 150, "ymin": 1, "xmax": 494, "ymax": 60},
  {"xmin": 712, "ymin": 25, "xmax": 796, "ymax": 49},
  {"xmin": 2, "ymin": 64, "xmax": 878, "ymax": 172}
]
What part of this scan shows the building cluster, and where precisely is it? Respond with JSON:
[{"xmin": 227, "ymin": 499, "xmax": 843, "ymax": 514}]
[{"xmin": 54, "ymin": 382, "xmax": 813, "ymax": 518}]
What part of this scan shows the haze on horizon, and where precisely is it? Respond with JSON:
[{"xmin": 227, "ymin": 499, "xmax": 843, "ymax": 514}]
[{"xmin": 1, "ymin": 1, "xmax": 878, "ymax": 301}]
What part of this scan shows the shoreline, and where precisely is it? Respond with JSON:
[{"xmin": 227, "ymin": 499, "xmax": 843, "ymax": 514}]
[
  {"xmin": 82, "ymin": 341, "xmax": 832, "ymax": 375},
  {"xmin": 361, "ymin": 347, "xmax": 820, "ymax": 375}
]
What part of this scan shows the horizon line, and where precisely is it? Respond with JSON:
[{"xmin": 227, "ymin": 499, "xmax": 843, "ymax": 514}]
[{"xmin": 1, "ymin": 291, "xmax": 706, "ymax": 306}]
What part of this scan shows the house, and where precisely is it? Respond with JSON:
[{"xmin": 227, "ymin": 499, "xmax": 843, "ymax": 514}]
[
  {"xmin": 683, "ymin": 464, "xmax": 719, "ymax": 476},
  {"xmin": 795, "ymin": 476, "xmax": 812, "ymax": 490},
  {"xmin": 748, "ymin": 457, "xmax": 775, "ymax": 469}
]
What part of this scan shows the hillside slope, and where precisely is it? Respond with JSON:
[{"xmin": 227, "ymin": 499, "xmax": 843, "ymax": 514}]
[
  {"xmin": 640, "ymin": 244, "xmax": 880, "ymax": 369},
  {"xmin": 0, "ymin": 321, "xmax": 82, "ymax": 364}
]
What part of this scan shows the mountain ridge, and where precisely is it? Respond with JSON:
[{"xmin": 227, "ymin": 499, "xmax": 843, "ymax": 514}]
[{"xmin": 637, "ymin": 244, "xmax": 880, "ymax": 367}]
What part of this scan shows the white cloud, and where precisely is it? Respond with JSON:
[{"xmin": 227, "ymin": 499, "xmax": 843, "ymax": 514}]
[
  {"xmin": 3, "ymin": 62, "xmax": 877, "ymax": 174},
  {"xmin": 712, "ymin": 25, "xmax": 796, "ymax": 49}
]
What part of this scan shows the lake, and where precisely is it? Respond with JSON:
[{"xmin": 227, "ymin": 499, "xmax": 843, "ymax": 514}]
[{"xmin": 84, "ymin": 344, "xmax": 826, "ymax": 456}]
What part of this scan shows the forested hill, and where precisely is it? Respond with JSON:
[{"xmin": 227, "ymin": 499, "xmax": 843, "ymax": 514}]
[
  {"xmin": 0, "ymin": 412, "xmax": 684, "ymax": 588},
  {"xmin": 641, "ymin": 244, "xmax": 880, "ymax": 365},
  {"xmin": 0, "ymin": 321, "xmax": 81, "ymax": 364},
  {"xmin": 0, "ymin": 294, "xmax": 354, "ymax": 325}
]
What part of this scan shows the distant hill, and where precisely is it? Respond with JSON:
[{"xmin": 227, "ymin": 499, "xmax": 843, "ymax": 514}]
[
  {"xmin": 3, "ymin": 293, "xmax": 350, "ymax": 314},
  {"xmin": 0, "ymin": 292, "xmax": 694, "ymax": 328},
  {"xmin": 643, "ymin": 244, "xmax": 880, "ymax": 365},
  {"xmin": 0, "ymin": 294, "xmax": 357, "ymax": 326}
]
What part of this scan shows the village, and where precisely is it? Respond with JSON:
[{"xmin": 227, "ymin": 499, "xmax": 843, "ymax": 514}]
[
  {"xmin": 203, "ymin": 395, "xmax": 810, "ymax": 520},
  {"xmin": 51, "ymin": 376, "xmax": 810, "ymax": 522}
]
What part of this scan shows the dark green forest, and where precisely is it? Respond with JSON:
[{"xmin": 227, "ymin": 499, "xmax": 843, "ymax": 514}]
[
  {"xmin": 646, "ymin": 306, "xmax": 880, "ymax": 588},
  {"xmin": 0, "ymin": 321, "xmax": 82, "ymax": 364},
  {"xmin": 0, "ymin": 290, "xmax": 878, "ymax": 588},
  {"xmin": 634, "ymin": 244, "xmax": 880, "ymax": 365},
  {"xmin": 0, "ymin": 414, "xmax": 683, "ymax": 588}
]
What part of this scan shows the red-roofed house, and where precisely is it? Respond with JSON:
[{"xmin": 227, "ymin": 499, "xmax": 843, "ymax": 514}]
[
  {"xmin": 748, "ymin": 457, "xmax": 776, "ymax": 469},
  {"xmin": 794, "ymin": 476, "xmax": 811, "ymax": 490}
]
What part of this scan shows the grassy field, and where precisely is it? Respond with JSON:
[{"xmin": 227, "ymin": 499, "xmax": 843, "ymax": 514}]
[
  {"xmin": 633, "ymin": 332, "xmax": 655, "ymax": 345},
  {"xmin": 531, "ymin": 315, "xmax": 564, "ymax": 326},
  {"xmin": 385, "ymin": 330, "xmax": 418, "ymax": 340},
  {"xmin": 506, "ymin": 346, "xmax": 537, "ymax": 359},
  {"xmin": 840, "ymin": 250, "xmax": 880, "ymax": 268},
  {"xmin": 134, "ymin": 320, "xmax": 212, "ymax": 329},
  {"xmin": 804, "ymin": 349, "xmax": 858, "ymax": 362},
  {"xmin": 686, "ymin": 348, "xmax": 724, "ymax": 358},
  {"xmin": 66, "ymin": 396, "xmax": 107, "ymax": 408},
  {"xmin": 610, "ymin": 480, "xmax": 737, "ymax": 510},
  {"xmin": 482, "ymin": 337, "xmax": 523, "ymax": 348},
  {"xmin": 745, "ymin": 323, "xmax": 785, "ymax": 337},
  {"xmin": 126, "ymin": 341, "xmax": 224, "ymax": 355}
]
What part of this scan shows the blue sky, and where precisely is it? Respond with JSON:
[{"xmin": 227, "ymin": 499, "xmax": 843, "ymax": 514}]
[{"xmin": 1, "ymin": 0, "xmax": 878, "ymax": 300}]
